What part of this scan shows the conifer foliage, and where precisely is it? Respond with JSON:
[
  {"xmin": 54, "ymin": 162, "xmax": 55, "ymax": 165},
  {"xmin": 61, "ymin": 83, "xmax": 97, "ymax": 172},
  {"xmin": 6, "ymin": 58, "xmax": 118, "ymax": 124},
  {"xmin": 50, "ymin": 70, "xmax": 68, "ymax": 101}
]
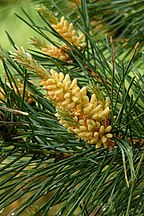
[{"xmin": 0, "ymin": 0, "xmax": 144, "ymax": 215}]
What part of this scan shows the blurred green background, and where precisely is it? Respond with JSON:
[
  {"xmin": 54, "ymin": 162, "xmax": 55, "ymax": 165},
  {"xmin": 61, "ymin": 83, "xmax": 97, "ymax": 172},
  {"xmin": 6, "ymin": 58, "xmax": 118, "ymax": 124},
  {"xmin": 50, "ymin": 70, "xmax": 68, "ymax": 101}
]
[
  {"xmin": 0, "ymin": 0, "xmax": 39, "ymax": 50},
  {"xmin": 0, "ymin": 0, "xmax": 45, "ymax": 73}
]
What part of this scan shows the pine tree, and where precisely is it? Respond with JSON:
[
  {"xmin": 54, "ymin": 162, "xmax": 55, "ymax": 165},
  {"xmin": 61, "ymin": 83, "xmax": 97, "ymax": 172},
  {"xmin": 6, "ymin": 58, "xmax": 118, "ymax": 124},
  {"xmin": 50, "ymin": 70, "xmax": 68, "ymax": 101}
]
[{"xmin": 0, "ymin": 0, "xmax": 144, "ymax": 215}]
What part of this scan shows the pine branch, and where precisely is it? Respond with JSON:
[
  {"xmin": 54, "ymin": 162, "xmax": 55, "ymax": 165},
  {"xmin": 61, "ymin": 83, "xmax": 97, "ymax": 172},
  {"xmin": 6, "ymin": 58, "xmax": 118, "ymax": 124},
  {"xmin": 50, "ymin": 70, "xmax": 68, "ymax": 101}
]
[{"xmin": 0, "ymin": 0, "xmax": 144, "ymax": 215}]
